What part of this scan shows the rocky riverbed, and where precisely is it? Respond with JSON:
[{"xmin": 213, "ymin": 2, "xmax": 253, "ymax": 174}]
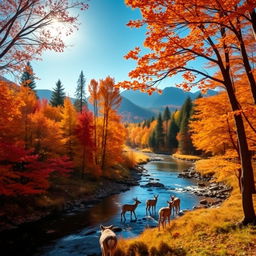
[{"xmin": 177, "ymin": 166, "xmax": 232, "ymax": 209}]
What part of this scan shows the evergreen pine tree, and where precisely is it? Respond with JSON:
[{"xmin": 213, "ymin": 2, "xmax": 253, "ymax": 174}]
[
  {"xmin": 149, "ymin": 130, "xmax": 156, "ymax": 150},
  {"xmin": 168, "ymin": 114, "xmax": 179, "ymax": 153},
  {"xmin": 50, "ymin": 79, "xmax": 66, "ymax": 107},
  {"xmin": 178, "ymin": 97, "xmax": 195, "ymax": 154},
  {"xmin": 163, "ymin": 106, "xmax": 171, "ymax": 148},
  {"xmin": 177, "ymin": 104, "xmax": 185, "ymax": 128},
  {"xmin": 74, "ymin": 71, "xmax": 87, "ymax": 112},
  {"xmin": 155, "ymin": 113, "xmax": 164, "ymax": 151},
  {"xmin": 20, "ymin": 62, "xmax": 36, "ymax": 91},
  {"xmin": 163, "ymin": 106, "xmax": 171, "ymax": 121}
]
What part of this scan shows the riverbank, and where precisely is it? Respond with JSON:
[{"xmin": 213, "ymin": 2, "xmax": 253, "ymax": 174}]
[
  {"xmin": 115, "ymin": 156, "xmax": 256, "ymax": 255},
  {"xmin": 178, "ymin": 166, "xmax": 232, "ymax": 209},
  {"xmin": 172, "ymin": 153, "xmax": 202, "ymax": 162},
  {"xmin": 0, "ymin": 150, "xmax": 149, "ymax": 233}
]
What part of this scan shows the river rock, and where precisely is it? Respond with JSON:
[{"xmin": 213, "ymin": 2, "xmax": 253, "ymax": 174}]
[
  {"xmin": 150, "ymin": 157, "xmax": 163, "ymax": 161},
  {"xmin": 200, "ymin": 199, "xmax": 208, "ymax": 205},
  {"xmin": 178, "ymin": 211, "xmax": 185, "ymax": 216},
  {"xmin": 142, "ymin": 182, "xmax": 165, "ymax": 188},
  {"xmin": 112, "ymin": 226, "xmax": 122, "ymax": 232}
]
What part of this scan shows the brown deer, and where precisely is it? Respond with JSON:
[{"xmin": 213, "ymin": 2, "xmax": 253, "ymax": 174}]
[
  {"xmin": 99, "ymin": 225, "xmax": 117, "ymax": 256},
  {"xmin": 121, "ymin": 198, "xmax": 141, "ymax": 221},
  {"xmin": 146, "ymin": 194, "xmax": 159, "ymax": 215},
  {"xmin": 171, "ymin": 196, "xmax": 180, "ymax": 215},
  {"xmin": 158, "ymin": 201, "xmax": 173, "ymax": 231}
]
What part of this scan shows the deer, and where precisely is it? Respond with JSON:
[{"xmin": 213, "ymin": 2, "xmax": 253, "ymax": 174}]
[
  {"xmin": 99, "ymin": 225, "xmax": 117, "ymax": 256},
  {"xmin": 121, "ymin": 198, "xmax": 141, "ymax": 222},
  {"xmin": 170, "ymin": 196, "xmax": 180, "ymax": 215},
  {"xmin": 158, "ymin": 201, "xmax": 173, "ymax": 231},
  {"xmin": 146, "ymin": 195, "xmax": 159, "ymax": 215}
]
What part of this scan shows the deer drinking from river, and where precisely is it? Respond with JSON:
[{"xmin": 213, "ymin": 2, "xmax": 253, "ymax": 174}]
[
  {"xmin": 99, "ymin": 225, "xmax": 117, "ymax": 256},
  {"xmin": 146, "ymin": 194, "xmax": 159, "ymax": 215},
  {"xmin": 121, "ymin": 198, "xmax": 141, "ymax": 221}
]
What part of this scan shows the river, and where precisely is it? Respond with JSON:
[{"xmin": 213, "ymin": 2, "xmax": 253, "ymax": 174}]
[{"xmin": 30, "ymin": 154, "xmax": 199, "ymax": 256}]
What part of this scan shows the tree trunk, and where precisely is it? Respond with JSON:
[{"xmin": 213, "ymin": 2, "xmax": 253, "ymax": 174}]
[
  {"xmin": 250, "ymin": 8, "xmax": 256, "ymax": 40},
  {"xmin": 238, "ymin": 31, "xmax": 256, "ymax": 104},
  {"xmin": 101, "ymin": 110, "xmax": 109, "ymax": 171},
  {"xmin": 225, "ymin": 74, "xmax": 256, "ymax": 224}
]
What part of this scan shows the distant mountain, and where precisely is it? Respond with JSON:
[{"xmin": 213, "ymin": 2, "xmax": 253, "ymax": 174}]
[
  {"xmin": 121, "ymin": 87, "xmax": 218, "ymax": 110},
  {"xmin": 36, "ymin": 89, "xmax": 53, "ymax": 100},
  {"xmin": 121, "ymin": 89, "xmax": 159, "ymax": 108},
  {"xmin": 0, "ymin": 75, "xmax": 12, "ymax": 83},
  {"xmin": 36, "ymin": 89, "xmax": 154, "ymax": 122},
  {"xmin": 119, "ymin": 96, "xmax": 154, "ymax": 122},
  {"xmin": 36, "ymin": 89, "xmax": 76, "ymax": 103}
]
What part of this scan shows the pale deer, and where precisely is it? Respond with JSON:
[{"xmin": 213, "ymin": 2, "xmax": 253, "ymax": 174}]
[
  {"xmin": 146, "ymin": 194, "xmax": 159, "ymax": 215},
  {"xmin": 99, "ymin": 225, "xmax": 117, "ymax": 256},
  {"xmin": 121, "ymin": 198, "xmax": 141, "ymax": 221},
  {"xmin": 171, "ymin": 196, "xmax": 180, "ymax": 215},
  {"xmin": 158, "ymin": 201, "xmax": 173, "ymax": 231}
]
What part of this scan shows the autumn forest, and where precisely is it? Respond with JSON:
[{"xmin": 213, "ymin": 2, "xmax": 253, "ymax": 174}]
[{"xmin": 1, "ymin": 0, "xmax": 256, "ymax": 256}]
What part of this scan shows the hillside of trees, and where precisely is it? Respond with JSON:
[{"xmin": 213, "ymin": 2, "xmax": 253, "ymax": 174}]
[{"xmin": 126, "ymin": 96, "xmax": 201, "ymax": 155}]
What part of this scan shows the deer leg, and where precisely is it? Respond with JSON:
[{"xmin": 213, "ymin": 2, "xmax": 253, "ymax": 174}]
[
  {"xmin": 101, "ymin": 245, "xmax": 105, "ymax": 256},
  {"xmin": 133, "ymin": 210, "xmax": 137, "ymax": 219}
]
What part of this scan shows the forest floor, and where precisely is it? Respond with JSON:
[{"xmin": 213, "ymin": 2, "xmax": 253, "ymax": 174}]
[
  {"xmin": 0, "ymin": 150, "xmax": 149, "ymax": 232},
  {"xmin": 115, "ymin": 155, "xmax": 256, "ymax": 256}
]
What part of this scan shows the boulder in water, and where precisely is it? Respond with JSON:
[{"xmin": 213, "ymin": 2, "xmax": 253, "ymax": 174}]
[{"xmin": 143, "ymin": 182, "xmax": 165, "ymax": 188}]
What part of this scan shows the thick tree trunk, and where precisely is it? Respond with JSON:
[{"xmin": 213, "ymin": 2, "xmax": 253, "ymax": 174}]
[
  {"xmin": 225, "ymin": 75, "xmax": 256, "ymax": 224},
  {"xmin": 238, "ymin": 32, "xmax": 256, "ymax": 104},
  {"xmin": 250, "ymin": 9, "xmax": 256, "ymax": 40}
]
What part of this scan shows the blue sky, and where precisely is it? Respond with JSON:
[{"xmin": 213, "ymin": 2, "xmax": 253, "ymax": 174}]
[
  {"xmin": 27, "ymin": 0, "xmax": 207, "ymax": 97},
  {"xmin": 32, "ymin": 0, "xmax": 148, "ymax": 97}
]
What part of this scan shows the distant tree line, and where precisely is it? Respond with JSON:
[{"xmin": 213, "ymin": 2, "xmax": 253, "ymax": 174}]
[{"xmin": 126, "ymin": 96, "xmax": 202, "ymax": 155}]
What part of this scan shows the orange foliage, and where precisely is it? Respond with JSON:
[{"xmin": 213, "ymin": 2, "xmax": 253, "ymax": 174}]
[
  {"xmin": 190, "ymin": 77, "xmax": 256, "ymax": 156},
  {"xmin": 60, "ymin": 98, "xmax": 77, "ymax": 159},
  {"xmin": 0, "ymin": 82, "xmax": 24, "ymax": 141},
  {"xmin": 30, "ymin": 109, "xmax": 64, "ymax": 158},
  {"xmin": 126, "ymin": 121, "xmax": 156, "ymax": 148}
]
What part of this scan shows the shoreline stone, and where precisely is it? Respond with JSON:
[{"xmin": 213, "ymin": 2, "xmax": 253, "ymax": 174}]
[{"xmin": 178, "ymin": 166, "xmax": 232, "ymax": 209}]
